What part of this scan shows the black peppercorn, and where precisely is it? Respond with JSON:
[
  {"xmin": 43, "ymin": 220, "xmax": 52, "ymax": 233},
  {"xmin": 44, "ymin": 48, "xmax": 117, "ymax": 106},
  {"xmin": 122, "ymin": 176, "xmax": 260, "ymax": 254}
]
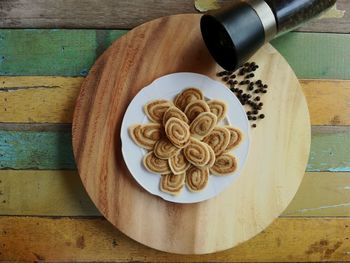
[
  {"xmin": 252, "ymin": 116, "xmax": 257, "ymax": 121},
  {"xmin": 230, "ymin": 74, "xmax": 236, "ymax": 79},
  {"xmin": 258, "ymin": 102, "xmax": 263, "ymax": 106},
  {"xmin": 253, "ymin": 110, "xmax": 258, "ymax": 115},
  {"xmin": 247, "ymin": 111, "xmax": 252, "ymax": 115},
  {"xmin": 259, "ymin": 114, "xmax": 265, "ymax": 119},
  {"xmin": 255, "ymin": 96, "xmax": 260, "ymax": 101},
  {"xmin": 262, "ymin": 90, "xmax": 267, "ymax": 93},
  {"xmin": 223, "ymin": 76, "xmax": 229, "ymax": 82},
  {"xmin": 252, "ymin": 124, "xmax": 257, "ymax": 128}
]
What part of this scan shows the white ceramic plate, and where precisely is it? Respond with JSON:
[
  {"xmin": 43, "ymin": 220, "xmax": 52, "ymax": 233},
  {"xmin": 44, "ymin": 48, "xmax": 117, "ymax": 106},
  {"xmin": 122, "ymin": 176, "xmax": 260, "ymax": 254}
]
[{"xmin": 120, "ymin": 72, "xmax": 251, "ymax": 203}]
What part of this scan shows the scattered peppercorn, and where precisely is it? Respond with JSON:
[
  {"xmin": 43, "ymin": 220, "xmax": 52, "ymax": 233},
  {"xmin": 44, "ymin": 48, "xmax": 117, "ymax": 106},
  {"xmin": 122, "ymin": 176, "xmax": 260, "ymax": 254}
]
[
  {"xmin": 252, "ymin": 124, "xmax": 257, "ymax": 128},
  {"xmin": 259, "ymin": 114, "xmax": 265, "ymax": 119}
]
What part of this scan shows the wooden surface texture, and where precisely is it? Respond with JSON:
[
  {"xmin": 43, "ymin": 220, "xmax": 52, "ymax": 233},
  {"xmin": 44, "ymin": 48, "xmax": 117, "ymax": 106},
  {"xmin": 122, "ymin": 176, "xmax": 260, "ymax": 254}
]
[
  {"xmin": 0, "ymin": 0, "xmax": 348, "ymax": 33},
  {"xmin": 72, "ymin": 14, "xmax": 310, "ymax": 254},
  {"xmin": 0, "ymin": 0, "xmax": 349, "ymax": 261}
]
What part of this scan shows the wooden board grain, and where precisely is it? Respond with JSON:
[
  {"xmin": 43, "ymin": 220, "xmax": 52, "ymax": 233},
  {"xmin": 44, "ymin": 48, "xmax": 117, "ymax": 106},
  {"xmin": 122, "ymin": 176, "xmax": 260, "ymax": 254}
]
[
  {"xmin": 0, "ymin": 216, "xmax": 349, "ymax": 262},
  {"xmin": 0, "ymin": 0, "xmax": 348, "ymax": 33},
  {"xmin": 0, "ymin": 126, "xmax": 348, "ymax": 171},
  {"xmin": 0, "ymin": 30, "xmax": 349, "ymax": 79},
  {"xmin": 72, "ymin": 14, "xmax": 310, "ymax": 254},
  {"xmin": 1, "ymin": 77, "xmax": 350, "ymax": 125},
  {"xmin": 0, "ymin": 170, "xmax": 349, "ymax": 217}
]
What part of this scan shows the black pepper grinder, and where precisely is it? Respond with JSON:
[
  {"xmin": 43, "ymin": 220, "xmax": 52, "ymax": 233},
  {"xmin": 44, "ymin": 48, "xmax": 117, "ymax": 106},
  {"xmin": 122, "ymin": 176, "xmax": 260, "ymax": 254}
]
[{"xmin": 200, "ymin": 0, "xmax": 337, "ymax": 71}]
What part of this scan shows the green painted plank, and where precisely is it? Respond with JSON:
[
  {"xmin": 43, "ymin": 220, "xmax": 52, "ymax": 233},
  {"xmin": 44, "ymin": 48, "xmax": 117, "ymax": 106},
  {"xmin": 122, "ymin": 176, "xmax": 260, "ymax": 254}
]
[
  {"xmin": 0, "ymin": 130, "xmax": 75, "ymax": 169},
  {"xmin": 0, "ymin": 29, "xmax": 127, "ymax": 76},
  {"xmin": 271, "ymin": 32, "xmax": 350, "ymax": 80},
  {"xmin": 0, "ymin": 30, "xmax": 349, "ymax": 79},
  {"xmin": 0, "ymin": 126, "xmax": 349, "ymax": 171}
]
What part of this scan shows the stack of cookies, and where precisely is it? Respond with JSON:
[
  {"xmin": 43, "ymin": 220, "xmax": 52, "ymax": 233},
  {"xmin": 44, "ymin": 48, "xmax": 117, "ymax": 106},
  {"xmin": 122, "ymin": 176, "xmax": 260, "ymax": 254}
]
[{"xmin": 129, "ymin": 88, "xmax": 243, "ymax": 196}]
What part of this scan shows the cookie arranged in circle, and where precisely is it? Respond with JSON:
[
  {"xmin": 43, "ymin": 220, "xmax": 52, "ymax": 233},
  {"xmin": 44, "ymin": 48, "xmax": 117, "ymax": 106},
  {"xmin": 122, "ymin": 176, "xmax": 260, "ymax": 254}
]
[
  {"xmin": 168, "ymin": 150, "xmax": 191, "ymax": 175},
  {"xmin": 184, "ymin": 100, "xmax": 210, "ymax": 122},
  {"xmin": 165, "ymin": 117, "xmax": 190, "ymax": 148},
  {"xmin": 174, "ymin": 87, "xmax": 203, "ymax": 111},
  {"xmin": 154, "ymin": 137, "xmax": 180, "ymax": 160},
  {"xmin": 183, "ymin": 138, "xmax": 210, "ymax": 167},
  {"xmin": 202, "ymin": 127, "xmax": 230, "ymax": 156},
  {"xmin": 160, "ymin": 173, "xmax": 186, "ymax": 195},
  {"xmin": 143, "ymin": 152, "xmax": 171, "ymax": 174},
  {"xmin": 163, "ymin": 106, "xmax": 189, "ymax": 126},
  {"xmin": 210, "ymin": 153, "xmax": 237, "ymax": 176},
  {"xmin": 186, "ymin": 166, "xmax": 209, "ymax": 192},
  {"xmin": 144, "ymin": 99, "xmax": 172, "ymax": 123},
  {"xmin": 225, "ymin": 126, "xmax": 243, "ymax": 152},
  {"xmin": 204, "ymin": 144, "xmax": 216, "ymax": 168},
  {"xmin": 190, "ymin": 112, "xmax": 217, "ymax": 139},
  {"xmin": 207, "ymin": 100, "xmax": 227, "ymax": 122},
  {"xmin": 129, "ymin": 123, "xmax": 163, "ymax": 150}
]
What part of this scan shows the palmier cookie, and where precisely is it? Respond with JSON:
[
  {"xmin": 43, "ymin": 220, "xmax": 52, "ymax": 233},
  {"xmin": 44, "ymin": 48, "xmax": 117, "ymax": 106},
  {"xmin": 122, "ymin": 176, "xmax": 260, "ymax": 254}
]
[
  {"xmin": 225, "ymin": 126, "xmax": 243, "ymax": 152},
  {"xmin": 144, "ymin": 99, "xmax": 172, "ymax": 123},
  {"xmin": 165, "ymin": 117, "xmax": 190, "ymax": 148},
  {"xmin": 143, "ymin": 152, "xmax": 171, "ymax": 174},
  {"xmin": 186, "ymin": 166, "xmax": 209, "ymax": 192},
  {"xmin": 168, "ymin": 150, "xmax": 191, "ymax": 175},
  {"xmin": 210, "ymin": 153, "xmax": 237, "ymax": 176},
  {"xmin": 183, "ymin": 138, "xmax": 210, "ymax": 167},
  {"xmin": 202, "ymin": 127, "xmax": 230, "ymax": 156},
  {"xmin": 129, "ymin": 123, "xmax": 163, "ymax": 150},
  {"xmin": 163, "ymin": 106, "xmax": 188, "ymax": 126},
  {"xmin": 184, "ymin": 100, "xmax": 210, "ymax": 122},
  {"xmin": 204, "ymin": 144, "xmax": 216, "ymax": 168},
  {"xmin": 160, "ymin": 173, "xmax": 186, "ymax": 195},
  {"xmin": 189, "ymin": 112, "xmax": 217, "ymax": 139},
  {"xmin": 174, "ymin": 87, "xmax": 203, "ymax": 111},
  {"xmin": 154, "ymin": 137, "xmax": 180, "ymax": 160},
  {"xmin": 207, "ymin": 100, "xmax": 227, "ymax": 122}
]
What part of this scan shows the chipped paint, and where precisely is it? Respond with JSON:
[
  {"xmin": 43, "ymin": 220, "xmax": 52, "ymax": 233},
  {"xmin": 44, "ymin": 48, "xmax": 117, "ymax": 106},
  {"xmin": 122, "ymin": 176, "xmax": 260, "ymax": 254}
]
[
  {"xmin": 319, "ymin": 4, "xmax": 346, "ymax": 19},
  {"xmin": 194, "ymin": 0, "xmax": 221, "ymax": 12}
]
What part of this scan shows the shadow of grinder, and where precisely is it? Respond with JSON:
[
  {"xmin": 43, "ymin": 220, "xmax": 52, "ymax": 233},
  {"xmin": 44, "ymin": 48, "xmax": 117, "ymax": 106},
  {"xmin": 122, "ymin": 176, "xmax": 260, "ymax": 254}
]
[{"xmin": 200, "ymin": 0, "xmax": 337, "ymax": 71}]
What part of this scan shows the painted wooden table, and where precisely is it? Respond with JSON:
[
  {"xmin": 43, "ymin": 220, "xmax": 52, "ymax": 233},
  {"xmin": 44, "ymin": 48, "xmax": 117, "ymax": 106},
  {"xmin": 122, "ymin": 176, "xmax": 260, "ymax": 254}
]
[{"xmin": 0, "ymin": 1, "xmax": 349, "ymax": 262}]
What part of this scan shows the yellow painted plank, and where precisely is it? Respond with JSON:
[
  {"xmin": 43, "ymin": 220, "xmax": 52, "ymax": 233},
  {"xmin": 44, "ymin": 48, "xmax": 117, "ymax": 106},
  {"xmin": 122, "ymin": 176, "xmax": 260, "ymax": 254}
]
[
  {"xmin": 1, "ymin": 77, "xmax": 350, "ymax": 125},
  {"xmin": 0, "ymin": 216, "xmax": 349, "ymax": 262},
  {"xmin": 0, "ymin": 171, "xmax": 349, "ymax": 217},
  {"xmin": 0, "ymin": 76, "xmax": 81, "ymax": 123},
  {"xmin": 302, "ymin": 80, "xmax": 350, "ymax": 125}
]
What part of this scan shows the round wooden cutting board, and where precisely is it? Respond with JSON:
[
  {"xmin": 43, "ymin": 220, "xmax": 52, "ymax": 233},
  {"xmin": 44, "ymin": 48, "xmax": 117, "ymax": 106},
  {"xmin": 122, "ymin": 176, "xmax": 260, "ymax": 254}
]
[{"xmin": 72, "ymin": 14, "xmax": 310, "ymax": 254}]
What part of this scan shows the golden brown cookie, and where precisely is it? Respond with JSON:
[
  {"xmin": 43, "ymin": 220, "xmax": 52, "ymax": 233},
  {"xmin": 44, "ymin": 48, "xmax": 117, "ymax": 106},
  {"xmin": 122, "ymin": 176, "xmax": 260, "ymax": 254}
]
[
  {"xmin": 202, "ymin": 127, "xmax": 230, "ymax": 156},
  {"xmin": 225, "ymin": 126, "xmax": 243, "ymax": 152},
  {"xmin": 210, "ymin": 153, "xmax": 237, "ymax": 176},
  {"xmin": 183, "ymin": 138, "xmax": 210, "ymax": 167},
  {"xmin": 129, "ymin": 123, "xmax": 163, "ymax": 150},
  {"xmin": 154, "ymin": 137, "xmax": 180, "ymax": 160},
  {"xmin": 163, "ymin": 106, "xmax": 188, "ymax": 126},
  {"xmin": 184, "ymin": 100, "xmax": 210, "ymax": 122},
  {"xmin": 207, "ymin": 100, "xmax": 227, "ymax": 122},
  {"xmin": 204, "ymin": 144, "xmax": 216, "ymax": 168},
  {"xmin": 189, "ymin": 112, "xmax": 217, "ymax": 139},
  {"xmin": 143, "ymin": 152, "xmax": 171, "ymax": 174},
  {"xmin": 186, "ymin": 166, "xmax": 209, "ymax": 192},
  {"xmin": 160, "ymin": 173, "xmax": 186, "ymax": 195},
  {"xmin": 144, "ymin": 99, "xmax": 172, "ymax": 123},
  {"xmin": 168, "ymin": 150, "xmax": 191, "ymax": 175},
  {"xmin": 174, "ymin": 87, "xmax": 204, "ymax": 111},
  {"xmin": 165, "ymin": 117, "xmax": 190, "ymax": 148}
]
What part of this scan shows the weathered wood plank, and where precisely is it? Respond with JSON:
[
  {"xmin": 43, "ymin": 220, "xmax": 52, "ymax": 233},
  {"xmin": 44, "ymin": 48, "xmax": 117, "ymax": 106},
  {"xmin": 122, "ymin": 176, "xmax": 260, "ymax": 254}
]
[
  {"xmin": 0, "ymin": 0, "xmax": 348, "ymax": 33},
  {"xmin": 0, "ymin": 130, "xmax": 75, "ymax": 170},
  {"xmin": 0, "ymin": 170, "xmax": 349, "ymax": 217},
  {"xmin": 0, "ymin": 126, "xmax": 349, "ymax": 171},
  {"xmin": 1, "ymin": 78, "xmax": 349, "ymax": 125},
  {"xmin": 0, "ymin": 30, "xmax": 349, "ymax": 79},
  {"xmin": 0, "ymin": 216, "xmax": 349, "ymax": 262},
  {"xmin": 270, "ymin": 32, "xmax": 350, "ymax": 80}
]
